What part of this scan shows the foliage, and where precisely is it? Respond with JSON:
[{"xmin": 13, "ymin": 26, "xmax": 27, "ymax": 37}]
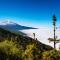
[
  {"xmin": 42, "ymin": 49, "xmax": 60, "ymax": 60},
  {"xmin": 0, "ymin": 40, "xmax": 23, "ymax": 60},
  {"xmin": 0, "ymin": 40, "xmax": 60, "ymax": 60},
  {"xmin": 22, "ymin": 43, "xmax": 41, "ymax": 60}
]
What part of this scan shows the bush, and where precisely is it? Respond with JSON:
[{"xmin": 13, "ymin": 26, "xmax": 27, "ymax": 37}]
[
  {"xmin": 42, "ymin": 49, "xmax": 60, "ymax": 60},
  {"xmin": 0, "ymin": 40, "xmax": 23, "ymax": 60},
  {"xmin": 22, "ymin": 43, "xmax": 41, "ymax": 60}
]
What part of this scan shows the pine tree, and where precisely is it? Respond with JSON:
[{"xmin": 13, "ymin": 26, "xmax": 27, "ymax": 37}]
[{"xmin": 48, "ymin": 14, "xmax": 60, "ymax": 49}]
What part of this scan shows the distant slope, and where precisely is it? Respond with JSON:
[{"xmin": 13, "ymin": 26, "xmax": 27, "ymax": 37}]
[
  {"xmin": 0, "ymin": 21, "xmax": 37, "ymax": 36},
  {"xmin": 0, "ymin": 27, "xmax": 53, "ymax": 51},
  {"xmin": 0, "ymin": 21, "xmax": 37, "ymax": 32},
  {"xmin": 0, "ymin": 24, "xmax": 37, "ymax": 30}
]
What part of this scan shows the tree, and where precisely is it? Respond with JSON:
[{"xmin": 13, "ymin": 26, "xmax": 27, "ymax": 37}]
[{"xmin": 48, "ymin": 14, "xmax": 60, "ymax": 49}]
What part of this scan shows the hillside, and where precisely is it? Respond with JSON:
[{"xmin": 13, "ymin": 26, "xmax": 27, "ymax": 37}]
[
  {"xmin": 0, "ymin": 27, "xmax": 52, "ymax": 50},
  {"xmin": 0, "ymin": 27, "xmax": 60, "ymax": 60}
]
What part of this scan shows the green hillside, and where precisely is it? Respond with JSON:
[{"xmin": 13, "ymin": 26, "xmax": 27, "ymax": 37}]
[{"xmin": 0, "ymin": 28, "xmax": 60, "ymax": 60}]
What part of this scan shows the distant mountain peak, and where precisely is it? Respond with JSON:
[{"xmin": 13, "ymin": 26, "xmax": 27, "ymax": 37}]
[
  {"xmin": 0, "ymin": 20, "xmax": 16, "ymax": 25},
  {"xmin": 0, "ymin": 20, "xmax": 37, "ymax": 31}
]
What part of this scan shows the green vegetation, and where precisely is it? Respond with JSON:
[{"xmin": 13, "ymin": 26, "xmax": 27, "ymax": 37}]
[
  {"xmin": 42, "ymin": 50, "xmax": 60, "ymax": 60},
  {"xmin": 0, "ymin": 28, "xmax": 60, "ymax": 60},
  {"xmin": 0, "ymin": 40, "xmax": 23, "ymax": 60},
  {"xmin": 0, "ymin": 40, "xmax": 60, "ymax": 60}
]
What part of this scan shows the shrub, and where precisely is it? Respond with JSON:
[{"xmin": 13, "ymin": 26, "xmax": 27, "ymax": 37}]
[
  {"xmin": 0, "ymin": 40, "xmax": 23, "ymax": 60},
  {"xmin": 42, "ymin": 49, "xmax": 60, "ymax": 60}
]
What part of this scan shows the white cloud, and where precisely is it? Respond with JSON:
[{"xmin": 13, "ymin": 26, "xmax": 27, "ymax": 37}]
[{"xmin": 20, "ymin": 27, "xmax": 60, "ymax": 50}]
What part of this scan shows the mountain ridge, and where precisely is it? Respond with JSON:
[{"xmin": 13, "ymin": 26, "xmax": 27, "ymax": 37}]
[{"xmin": 0, "ymin": 21, "xmax": 37, "ymax": 35}]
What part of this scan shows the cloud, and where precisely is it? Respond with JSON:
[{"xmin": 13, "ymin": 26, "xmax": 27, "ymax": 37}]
[{"xmin": 20, "ymin": 27, "xmax": 60, "ymax": 50}]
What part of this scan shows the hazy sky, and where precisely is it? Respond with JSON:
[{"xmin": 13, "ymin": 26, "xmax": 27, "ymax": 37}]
[{"xmin": 0, "ymin": 0, "xmax": 60, "ymax": 28}]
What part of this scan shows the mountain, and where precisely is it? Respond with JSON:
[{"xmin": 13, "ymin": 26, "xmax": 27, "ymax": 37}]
[
  {"xmin": 0, "ymin": 20, "xmax": 37, "ymax": 30},
  {"xmin": 0, "ymin": 20, "xmax": 37, "ymax": 34},
  {"xmin": 0, "ymin": 27, "xmax": 56, "ymax": 60}
]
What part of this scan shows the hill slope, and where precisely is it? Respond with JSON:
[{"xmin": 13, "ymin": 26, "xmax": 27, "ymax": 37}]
[
  {"xmin": 0, "ymin": 27, "xmax": 55, "ymax": 60},
  {"xmin": 0, "ymin": 27, "xmax": 52, "ymax": 51}
]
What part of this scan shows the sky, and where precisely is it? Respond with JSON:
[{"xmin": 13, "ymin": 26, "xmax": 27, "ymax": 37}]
[{"xmin": 0, "ymin": 0, "xmax": 60, "ymax": 28}]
